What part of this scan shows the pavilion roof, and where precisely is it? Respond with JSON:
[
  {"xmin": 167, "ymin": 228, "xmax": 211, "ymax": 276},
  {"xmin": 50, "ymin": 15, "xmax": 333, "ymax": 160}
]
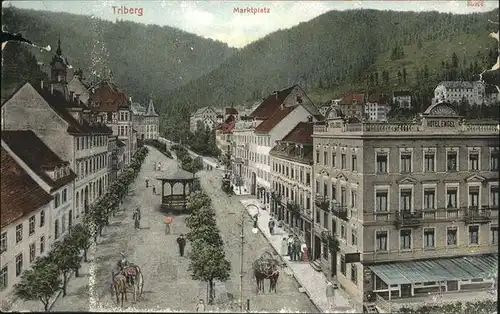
[{"xmin": 156, "ymin": 169, "xmax": 195, "ymax": 181}]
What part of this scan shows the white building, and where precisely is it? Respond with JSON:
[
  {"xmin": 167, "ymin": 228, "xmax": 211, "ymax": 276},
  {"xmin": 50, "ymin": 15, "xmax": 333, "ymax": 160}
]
[
  {"xmin": 190, "ymin": 106, "xmax": 218, "ymax": 133},
  {"xmin": 2, "ymin": 130, "xmax": 77, "ymax": 240},
  {"xmin": 0, "ymin": 148, "xmax": 53, "ymax": 301},
  {"xmin": 392, "ymin": 91, "xmax": 412, "ymax": 109},
  {"xmin": 365, "ymin": 93, "xmax": 390, "ymax": 122},
  {"xmin": 232, "ymin": 84, "xmax": 322, "ymax": 205},
  {"xmin": 131, "ymin": 99, "xmax": 160, "ymax": 141},
  {"xmin": 433, "ymin": 81, "xmax": 488, "ymax": 105}
]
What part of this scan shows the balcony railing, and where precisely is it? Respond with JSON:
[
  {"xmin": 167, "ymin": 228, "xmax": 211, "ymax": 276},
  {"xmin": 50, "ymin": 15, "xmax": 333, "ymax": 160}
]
[
  {"xmin": 464, "ymin": 206, "xmax": 493, "ymax": 224},
  {"xmin": 315, "ymin": 195, "xmax": 330, "ymax": 211},
  {"xmin": 394, "ymin": 210, "xmax": 423, "ymax": 229},
  {"xmin": 332, "ymin": 205, "xmax": 349, "ymax": 221}
]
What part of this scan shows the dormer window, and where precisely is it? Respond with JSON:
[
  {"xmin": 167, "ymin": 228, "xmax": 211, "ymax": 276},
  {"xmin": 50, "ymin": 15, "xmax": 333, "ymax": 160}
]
[{"xmin": 54, "ymin": 167, "xmax": 59, "ymax": 180}]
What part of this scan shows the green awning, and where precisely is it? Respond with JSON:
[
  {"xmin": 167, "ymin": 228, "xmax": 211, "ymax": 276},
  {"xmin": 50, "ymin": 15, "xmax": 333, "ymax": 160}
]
[{"xmin": 370, "ymin": 254, "xmax": 498, "ymax": 285}]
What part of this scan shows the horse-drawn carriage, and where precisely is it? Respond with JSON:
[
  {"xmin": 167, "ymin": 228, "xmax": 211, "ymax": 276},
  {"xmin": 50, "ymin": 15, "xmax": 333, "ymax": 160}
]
[
  {"xmin": 110, "ymin": 264, "xmax": 144, "ymax": 308},
  {"xmin": 221, "ymin": 172, "xmax": 234, "ymax": 195}
]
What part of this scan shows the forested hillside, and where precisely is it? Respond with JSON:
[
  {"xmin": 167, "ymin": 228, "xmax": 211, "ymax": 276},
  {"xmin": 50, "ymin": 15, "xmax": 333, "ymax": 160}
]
[{"xmin": 1, "ymin": 7, "xmax": 236, "ymax": 102}]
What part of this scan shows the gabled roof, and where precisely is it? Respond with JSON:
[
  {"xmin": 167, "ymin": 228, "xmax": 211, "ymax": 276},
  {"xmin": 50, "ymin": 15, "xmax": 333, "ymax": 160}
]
[
  {"xmin": 281, "ymin": 122, "xmax": 314, "ymax": 144},
  {"xmin": 339, "ymin": 93, "xmax": 365, "ymax": 105},
  {"xmin": 1, "ymin": 147, "xmax": 53, "ymax": 229},
  {"xmin": 225, "ymin": 107, "xmax": 238, "ymax": 115},
  {"xmin": 193, "ymin": 106, "xmax": 216, "ymax": 116},
  {"xmin": 249, "ymin": 85, "xmax": 296, "ymax": 119},
  {"xmin": 2, "ymin": 131, "xmax": 77, "ymax": 191},
  {"xmin": 131, "ymin": 102, "xmax": 146, "ymax": 115},
  {"xmin": 254, "ymin": 105, "xmax": 295, "ymax": 133},
  {"xmin": 367, "ymin": 93, "xmax": 390, "ymax": 104},
  {"xmin": 145, "ymin": 99, "xmax": 158, "ymax": 117},
  {"xmin": 438, "ymin": 81, "xmax": 476, "ymax": 89},
  {"xmin": 88, "ymin": 79, "xmax": 130, "ymax": 112}
]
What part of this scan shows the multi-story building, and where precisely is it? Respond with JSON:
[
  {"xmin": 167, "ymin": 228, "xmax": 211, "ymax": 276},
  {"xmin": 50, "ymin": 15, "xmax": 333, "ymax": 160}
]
[
  {"xmin": 2, "ymin": 130, "xmax": 77, "ymax": 243},
  {"xmin": 67, "ymin": 68, "xmax": 90, "ymax": 106},
  {"xmin": 433, "ymin": 81, "xmax": 488, "ymax": 105},
  {"xmin": 365, "ymin": 93, "xmax": 390, "ymax": 122},
  {"xmin": 270, "ymin": 121, "xmax": 315, "ymax": 252},
  {"xmin": 131, "ymin": 99, "xmax": 159, "ymax": 141},
  {"xmin": 0, "ymin": 147, "xmax": 53, "ymax": 301},
  {"xmin": 232, "ymin": 84, "xmax": 322, "ymax": 205},
  {"xmin": 338, "ymin": 93, "xmax": 365, "ymax": 118},
  {"xmin": 392, "ymin": 91, "xmax": 412, "ymax": 109},
  {"xmin": 312, "ymin": 101, "xmax": 498, "ymax": 308},
  {"xmin": 216, "ymin": 114, "xmax": 236, "ymax": 156},
  {"xmin": 88, "ymin": 78, "xmax": 133, "ymax": 165},
  {"xmin": 190, "ymin": 106, "xmax": 218, "ymax": 133}
]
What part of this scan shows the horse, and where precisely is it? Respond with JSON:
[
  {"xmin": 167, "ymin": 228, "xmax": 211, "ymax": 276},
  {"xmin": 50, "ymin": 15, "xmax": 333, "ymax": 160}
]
[
  {"xmin": 268, "ymin": 270, "xmax": 279, "ymax": 293},
  {"xmin": 122, "ymin": 265, "xmax": 144, "ymax": 302},
  {"xmin": 254, "ymin": 268, "xmax": 266, "ymax": 294},
  {"xmin": 110, "ymin": 273, "xmax": 128, "ymax": 308}
]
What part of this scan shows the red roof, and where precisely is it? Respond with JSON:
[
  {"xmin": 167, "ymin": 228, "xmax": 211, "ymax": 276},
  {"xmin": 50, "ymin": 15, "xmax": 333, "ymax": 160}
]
[
  {"xmin": 249, "ymin": 85, "xmax": 296, "ymax": 119},
  {"xmin": 254, "ymin": 105, "xmax": 295, "ymax": 133},
  {"xmin": 339, "ymin": 93, "xmax": 365, "ymax": 105},
  {"xmin": 368, "ymin": 93, "xmax": 390, "ymax": 104},
  {"xmin": 89, "ymin": 79, "xmax": 130, "ymax": 112},
  {"xmin": 281, "ymin": 122, "xmax": 314, "ymax": 144},
  {"xmin": 219, "ymin": 115, "xmax": 236, "ymax": 133},
  {"xmin": 1, "ymin": 148, "xmax": 53, "ymax": 229},
  {"xmin": 225, "ymin": 108, "xmax": 238, "ymax": 115},
  {"xmin": 2, "ymin": 130, "xmax": 77, "ymax": 191}
]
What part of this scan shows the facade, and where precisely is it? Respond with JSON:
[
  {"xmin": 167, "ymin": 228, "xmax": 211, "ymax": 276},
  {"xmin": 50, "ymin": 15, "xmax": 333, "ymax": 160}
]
[
  {"xmin": 131, "ymin": 99, "xmax": 159, "ymax": 140},
  {"xmin": 433, "ymin": 81, "xmax": 487, "ymax": 105},
  {"xmin": 392, "ymin": 91, "xmax": 412, "ymax": 109},
  {"xmin": 190, "ymin": 106, "xmax": 218, "ymax": 133},
  {"xmin": 365, "ymin": 93, "xmax": 390, "ymax": 122},
  {"xmin": 270, "ymin": 122, "xmax": 315, "ymax": 253},
  {"xmin": 88, "ymin": 78, "xmax": 133, "ymax": 165},
  {"xmin": 0, "ymin": 148, "xmax": 53, "ymax": 301},
  {"xmin": 2, "ymin": 130, "xmax": 77, "ymax": 243},
  {"xmin": 312, "ymin": 102, "xmax": 498, "ymax": 307},
  {"xmin": 216, "ymin": 113, "xmax": 236, "ymax": 156},
  {"xmin": 338, "ymin": 93, "xmax": 365, "ymax": 118},
  {"xmin": 232, "ymin": 84, "xmax": 321, "ymax": 205},
  {"xmin": 67, "ymin": 68, "xmax": 90, "ymax": 106}
]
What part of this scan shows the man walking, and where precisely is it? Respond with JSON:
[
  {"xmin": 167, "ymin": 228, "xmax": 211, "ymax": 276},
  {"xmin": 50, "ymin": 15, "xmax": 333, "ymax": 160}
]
[
  {"xmin": 145, "ymin": 177, "xmax": 149, "ymax": 188},
  {"xmin": 152, "ymin": 185, "xmax": 156, "ymax": 195},
  {"xmin": 177, "ymin": 234, "xmax": 187, "ymax": 257},
  {"xmin": 326, "ymin": 280, "xmax": 336, "ymax": 312},
  {"xmin": 287, "ymin": 235, "xmax": 294, "ymax": 257},
  {"xmin": 268, "ymin": 216, "xmax": 275, "ymax": 235},
  {"xmin": 195, "ymin": 299, "xmax": 205, "ymax": 312}
]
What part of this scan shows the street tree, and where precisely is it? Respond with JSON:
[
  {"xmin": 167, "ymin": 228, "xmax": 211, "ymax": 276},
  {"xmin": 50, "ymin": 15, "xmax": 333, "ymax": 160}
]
[
  {"xmin": 188, "ymin": 241, "xmax": 231, "ymax": 305},
  {"xmin": 70, "ymin": 223, "xmax": 92, "ymax": 262},
  {"xmin": 185, "ymin": 206, "xmax": 217, "ymax": 230},
  {"xmin": 49, "ymin": 238, "xmax": 82, "ymax": 297},
  {"xmin": 187, "ymin": 224, "xmax": 224, "ymax": 247},
  {"xmin": 14, "ymin": 255, "xmax": 61, "ymax": 312},
  {"xmin": 187, "ymin": 192, "xmax": 212, "ymax": 213}
]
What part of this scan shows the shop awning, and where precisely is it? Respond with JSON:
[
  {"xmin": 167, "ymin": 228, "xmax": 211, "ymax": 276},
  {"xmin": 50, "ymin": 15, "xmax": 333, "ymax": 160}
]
[{"xmin": 370, "ymin": 254, "xmax": 498, "ymax": 285}]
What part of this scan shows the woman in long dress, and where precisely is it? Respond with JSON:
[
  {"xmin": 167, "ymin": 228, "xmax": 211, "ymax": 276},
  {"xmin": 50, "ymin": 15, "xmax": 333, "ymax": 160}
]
[
  {"xmin": 280, "ymin": 237, "xmax": 288, "ymax": 256},
  {"xmin": 301, "ymin": 242, "xmax": 309, "ymax": 262}
]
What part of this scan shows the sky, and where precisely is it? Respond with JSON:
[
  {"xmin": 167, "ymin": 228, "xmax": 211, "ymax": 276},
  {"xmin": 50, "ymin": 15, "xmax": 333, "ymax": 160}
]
[{"xmin": 3, "ymin": 1, "xmax": 499, "ymax": 48}]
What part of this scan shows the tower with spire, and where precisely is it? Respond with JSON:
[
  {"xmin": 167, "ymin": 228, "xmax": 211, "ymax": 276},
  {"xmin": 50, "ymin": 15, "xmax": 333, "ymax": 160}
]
[
  {"xmin": 49, "ymin": 37, "xmax": 70, "ymax": 97},
  {"xmin": 144, "ymin": 98, "xmax": 159, "ymax": 139}
]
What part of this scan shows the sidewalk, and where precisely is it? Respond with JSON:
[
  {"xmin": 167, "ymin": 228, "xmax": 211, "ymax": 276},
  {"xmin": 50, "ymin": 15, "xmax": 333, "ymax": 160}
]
[{"xmin": 240, "ymin": 198, "xmax": 356, "ymax": 313}]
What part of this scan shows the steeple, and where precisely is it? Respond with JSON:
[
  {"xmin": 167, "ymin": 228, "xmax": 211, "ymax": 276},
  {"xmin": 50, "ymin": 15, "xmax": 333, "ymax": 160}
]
[
  {"xmin": 56, "ymin": 36, "xmax": 62, "ymax": 56},
  {"xmin": 145, "ymin": 99, "xmax": 158, "ymax": 117}
]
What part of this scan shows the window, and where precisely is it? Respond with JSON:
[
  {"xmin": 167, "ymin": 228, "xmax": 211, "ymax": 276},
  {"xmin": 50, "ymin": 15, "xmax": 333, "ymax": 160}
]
[
  {"xmin": 15, "ymin": 254, "xmax": 23, "ymax": 276},
  {"xmin": 62, "ymin": 189, "xmax": 67, "ymax": 202},
  {"xmin": 469, "ymin": 225, "xmax": 479, "ymax": 244},
  {"xmin": 490, "ymin": 151, "xmax": 499, "ymax": 170},
  {"xmin": 491, "ymin": 186, "xmax": 499, "ymax": 207},
  {"xmin": 351, "ymin": 229, "xmax": 358, "ymax": 246},
  {"xmin": 40, "ymin": 236, "xmax": 45, "ymax": 254},
  {"xmin": 29, "ymin": 243, "xmax": 36, "ymax": 263},
  {"xmin": 323, "ymin": 151, "xmax": 328, "ymax": 166},
  {"xmin": 423, "ymin": 188, "xmax": 435, "ymax": 209},
  {"xmin": 400, "ymin": 189, "xmax": 412, "ymax": 211},
  {"xmin": 61, "ymin": 215, "xmax": 66, "ymax": 234},
  {"xmin": 491, "ymin": 226, "xmax": 498, "ymax": 245},
  {"xmin": 447, "ymin": 227, "xmax": 458, "ymax": 246},
  {"xmin": 469, "ymin": 151, "xmax": 479, "ymax": 170},
  {"xmin": 400, "ymin": 152, "xmax": 412, "ymax": 173},
  {"xmin": 54, "ymin": 193, "xmax": 60, "ymax": 208},
  {"xmin": 375, "ymin": 190, "xmax": 388, "ymax": 212},
  {"xmin": 423, "ymin": 228, "xmax": 435, "ymax": 248},
  {"xmin": 29, "ymin": 216, "xmax": 35, "ymax": 236},
  {"xmin": 351, "ymin": 191, "xmax": 357, "ymax": 208},
  {"xmin": 446, "ymin": 187, "xmax": 458, "ymax": 208},
  {"xmin": 54, "ymin": 220, "xmax": 59, "ymax": 240},
  {"xmin": 376, "ymin": 153, "xmax": 388, "ymax": 173},
  {"xmin": 424, "ymin": 152, "xmax": 435, "ymax": 172},
  {"xmin": 341, "ymin": 153, "xmax": 346, "ymax": 169},
  {"xmin": 332, "ymin": 153, "xmax": 336, "ymax": 168},
  {"xmin": 16, "ymin": 224, "xmax": 22, "ymax": 243},
  {"xmin": 376, "ymin": 231, "xmax": 388, "ymax": 251},
  {"xmin": 0, "ymin": 266, "xmax": 7, "ymax": 290},
  {"xmin": 447, "ymin": 151, "xmax": 458, "ymax": 171},
  {"xmin": 340, "ymin": 224, "xmax": 346, "ymax": 239},
  {"xmin": 340, "ymin": 255, "xmax": 346, "ymax": 276},
  {"xmin": 40, "ymin": 210, "xmax": 45, "ymax": 227},
  {"xmin": 316, "ymin": 150, "xmax": 320, "ymax": 164},
  {"xmin": 400, "ymin": 229, "xmax": 412, "ymax": 250},
  {"xmin": 468, "ymin": 186, "xmax": 480, "ymax": 208},
  {"xmin": 350, "ymin": 264, "xmax": 357, "ymax": 285},
  {"xmin": 0, "ymin": 232, "xmax": 6, "ymax": 253}
]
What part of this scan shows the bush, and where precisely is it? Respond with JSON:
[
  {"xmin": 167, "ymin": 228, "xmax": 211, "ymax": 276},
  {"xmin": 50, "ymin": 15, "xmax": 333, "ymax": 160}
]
[
  {"xmin": 144, "ymin": 139, "xmax": 172, "ymax": 158},
  {"xmin": 398, "ymin": 299, "xmax": 497, "ymax": 314}
]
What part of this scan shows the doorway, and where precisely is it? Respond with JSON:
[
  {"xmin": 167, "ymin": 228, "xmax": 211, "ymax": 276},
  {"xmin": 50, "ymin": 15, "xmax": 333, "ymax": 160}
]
[
  {"xmin": 314, "ymin": 235, "xmax": 322, "ymax": 260},
  {"xmin": 401, "ymin": 284, "xmax": 412, "ymax": 297}
]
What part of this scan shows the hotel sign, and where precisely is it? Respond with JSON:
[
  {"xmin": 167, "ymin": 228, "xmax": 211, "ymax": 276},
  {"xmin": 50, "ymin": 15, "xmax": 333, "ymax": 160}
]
[{"xmin": 427, "ymin": 120, "xmax": 457, "ymax": 128}]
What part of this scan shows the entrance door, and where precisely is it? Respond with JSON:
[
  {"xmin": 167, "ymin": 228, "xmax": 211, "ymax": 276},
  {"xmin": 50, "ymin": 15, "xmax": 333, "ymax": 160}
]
[
  {"xmin": 314, "ymin": 235, "xmax": 322, "ymax": 260},
  {"xmin": 251, "ymin": 172, "xmax": 256, "ymax": 195},
  {"xmin": 401, "ymin": 284, "xmax": 412, "ymax": 297},
  {"xmin": 305, "ymin": 223, "xmax": 312, "ymax": 252}
]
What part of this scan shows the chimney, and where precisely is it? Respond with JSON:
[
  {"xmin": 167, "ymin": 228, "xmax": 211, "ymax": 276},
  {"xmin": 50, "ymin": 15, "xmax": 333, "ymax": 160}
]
[
  {"xmin": 307, "ymin": 115, "xmax": 313, "ymax": 122},
  {"xmin": 41, "ymin": 81, "xmax": 44, "ymax": 90},
  {"xmin": 50, "ymin": 84, "xmax": 54, "ymax": 95}
]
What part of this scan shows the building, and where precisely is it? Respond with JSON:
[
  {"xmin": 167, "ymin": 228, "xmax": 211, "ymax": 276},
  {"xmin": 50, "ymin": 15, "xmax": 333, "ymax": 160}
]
[
  {"xmin": 338, "ymin": 93, "xmax": 365, "ymax": 118},
  {"xmin": 270, "ymin": 121, "xmax": 315, "ymax": 253},
  {"xmin": 190, "ymin": 106, "xmax": 218, "ymax": 133},
  {"xmin": 392, "ymin": 91, "xmax": 412, "ymax": 109},
  {"xmin": 131, "ymin": 99, "xmax": 159, "ymax": 141},
  {"xmin": 433, "ymin": 81, "xmax": 488, "ymax": 105},
  {"xmin": 365, "ymin": 93, "xmax": 390, "ymax": 122},
  {"xmin": 216, "ymin": 113, "xmax": 237, "ymax": 156},
  {"xmin": 232, "ymin": 84, "xmax": 322, "ymax": 205},
  {"xmin": 67, "ymin": 68, "xmax": 90, "ymax": 106},
  {"xmin": 2, "ymin": 130, "xmax": 77, "ymax": 243},
  {"xmin": 0, "ymin": 147, "xmax": 53, "ymax": 301},
  {"xmin": 312, "ymin": 101, "xmax": 498, "ymax": 308}
]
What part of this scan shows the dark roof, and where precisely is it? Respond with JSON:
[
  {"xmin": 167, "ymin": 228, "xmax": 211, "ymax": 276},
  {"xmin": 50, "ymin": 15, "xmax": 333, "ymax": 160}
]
[
  {"xmin": 34, "ymin": 84, "xmax": 113, "ymax": 135},
  {"xmin": 157, "ymin": 169, "xmax": 195, "ymax": 181},
  {"xmin": 254, "ymin": 105, "xmax": 295, "ymax": 133},
  {"xmin": 89, "ymin": 79, "xmax": 130, "ymax": 112},
  {"xmin": 1, "ymin": 147, "xmax": 53, "ymax": 228},
  {"xmin": 339, "ymin": 93, "xmax": 365, "ymax": 105},
  {"xmin": 249, "ymin": 85, "xmax": 296, "ymax": 119},
  {"xmin": 2, "ymin": 131, "xmax": 76, "ymax": 191},
  {"xmin": 117, "ymin": 139, "xmax": 126, "ymax": 147},
  {"xmin": 225, "ymin": 107, "xmax": 238, "ymax": 115},
  {"xmin": 368, "ymin": 93, "xmax": 390, "ymax": 104},
  {"xmin": 269, "ymin": 142, "xmax": 313, "ymax": 165},
  {"xmin": 281, "ymin": 122, "xmax": 313, "ymax": 144},
  {"xmin": 393, "ymin": 91, "xmax": 412, "ymax": 97}
]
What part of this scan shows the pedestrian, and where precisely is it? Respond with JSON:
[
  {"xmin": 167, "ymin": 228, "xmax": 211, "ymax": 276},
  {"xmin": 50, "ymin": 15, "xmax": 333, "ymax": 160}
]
[
  {"xmin": 157, "ymin": 162, "xmax": 161, "ymax": 171},
  {"xmin": 293, "ymin": 236, "xmax": 301, "ymax": 261},
  {"xmin": 145, "ymin": 177, "xmax": 149, "ymax": 188},
  {"xmin": 301, "ymin": 241, "xmax": 309, "ymax": 262},
  {"xmin": 152, "ymin": 185, "xmax": 156, "ymax": 195},
  {"xmin": 287, "ymin": 235, "xmax": 294, "ymax": 257},
  {"xmin": 177, "ymin": 234, "xmax": 186, "ymax": 257},
  {"xmin": 280, "ymin": 237, "xmax": 288, "ymax": 256},
  {"xmin": 252, "ymin": 213, "xmax": 258, "ymax": 229},
  {"xmin": 195, "ymin": 299, "xmax": 205, "ymax": 312},
  {"xmin": 326, "ymin": 280, "xmax": 336, "ymax": 312},
  {"xmin": 268, "ymin": 216, "xmax": 275, "ymax": 235}
]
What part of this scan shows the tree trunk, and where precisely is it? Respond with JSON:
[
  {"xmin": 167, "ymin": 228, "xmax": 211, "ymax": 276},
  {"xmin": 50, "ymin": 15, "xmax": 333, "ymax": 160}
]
[
  {"xmin": 43, "ymin": 300, "xmax": 49, "ymax": 312},
  {"xmin": 62, "ymin": 274, "xmax": 68, "ymax": 297},
  {"xmin": 75, "ymin": 267, "xmax": 80, "ymax": 277},
  {"xmin": 208, "ymin": 280, "xmax": 215, "ymax": 305},
  {"xmin": 83, "ymin": 249, "xmax": 88, "ymax": 262}
]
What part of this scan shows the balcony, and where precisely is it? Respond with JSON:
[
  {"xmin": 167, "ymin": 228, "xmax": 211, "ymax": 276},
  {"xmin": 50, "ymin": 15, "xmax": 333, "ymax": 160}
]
[
  {"xmin": 315, "ymin": 195, "xmax": 330, "ymax": 211},
  {"xmin": 394, "ymin": 210, "xmax": 423, "ymax": 229},
  {"xmin": 464, "ymin": 207, "xmax": 492, "ymax": 224},
  {"xmin": 332, "ymin": 204, "xmax": 349, "ymax": 221}
]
